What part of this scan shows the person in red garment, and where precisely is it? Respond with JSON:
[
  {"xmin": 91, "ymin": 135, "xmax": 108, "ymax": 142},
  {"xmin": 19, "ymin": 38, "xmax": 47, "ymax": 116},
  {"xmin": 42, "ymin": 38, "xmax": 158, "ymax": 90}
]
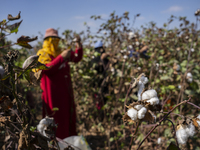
[{"xmin": 37, "ymin": 28, "xmax": 83, "ymax": 139}]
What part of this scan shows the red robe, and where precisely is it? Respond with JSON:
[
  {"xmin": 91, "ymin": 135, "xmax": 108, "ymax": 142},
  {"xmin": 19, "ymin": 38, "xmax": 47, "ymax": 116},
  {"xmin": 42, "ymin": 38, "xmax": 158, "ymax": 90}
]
[{"xmin": 40, "ymin": 47, "xmax": 83, "ymax": 139}]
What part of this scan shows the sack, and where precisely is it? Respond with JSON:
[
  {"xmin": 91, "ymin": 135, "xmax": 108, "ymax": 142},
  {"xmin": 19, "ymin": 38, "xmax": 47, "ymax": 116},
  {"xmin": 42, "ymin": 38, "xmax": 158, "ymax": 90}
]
[{"xmin": 58, "ymin": 135, "xmax": 92, "ymax": 150}]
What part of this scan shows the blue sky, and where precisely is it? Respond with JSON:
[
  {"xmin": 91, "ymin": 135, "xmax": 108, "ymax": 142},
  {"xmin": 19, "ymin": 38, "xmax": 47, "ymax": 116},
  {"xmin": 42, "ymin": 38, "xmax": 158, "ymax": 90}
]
[{"xmin": 0, "ymin": 0, "xmax": 199, "ymax": 46}]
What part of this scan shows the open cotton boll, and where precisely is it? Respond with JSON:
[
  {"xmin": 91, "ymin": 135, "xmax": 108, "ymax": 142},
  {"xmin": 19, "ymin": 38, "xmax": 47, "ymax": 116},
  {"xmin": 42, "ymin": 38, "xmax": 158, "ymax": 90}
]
[
  {"xmin": 127, "ymin": 108, "xmax": 138, "ymax": 121},
  {"xmin": 186, "ymin": 72, "xmax": 193, "ymax": 82},
  {"xmin": 147, "ymin": 97, "xmax": 160, "ymax": 105},
  {"xmin": 142, "ymin": 89, "xmax": 158, "ymax": 100},
  {"xmin": 157, "ymin": 137, "xmax": 162, "ymax": 144},
  {"xmin": 138, "ymin": 81, "xmax": 145, "ymax": 101},
  {"xmin": 139, "ymin": 76, "xmax": 148, "ymax": 84},
  {"xmin": 137, "ymin": 107, "xmax": 147, "ymax": 119},
  {"xmin": 137, "ymin": 76, "xmax": 149, "ymax": 101},
  {"xmin": 134, "ymin": 105, "xmax": 143, "ymax": 110},
  {"xmin": 185, "ymin": 123, "xmax": 196, "ymax": 137},
  {"xmin": 176, "ymin": 126, "xmax": 189, "ymax": 145}
]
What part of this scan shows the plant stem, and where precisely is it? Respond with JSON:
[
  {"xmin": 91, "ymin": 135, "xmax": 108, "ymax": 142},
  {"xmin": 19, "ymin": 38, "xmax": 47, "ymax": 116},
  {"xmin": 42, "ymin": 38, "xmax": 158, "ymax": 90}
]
[{"xmin": 136, "ymin": 98, "xmax": 191, "ymax": 150}]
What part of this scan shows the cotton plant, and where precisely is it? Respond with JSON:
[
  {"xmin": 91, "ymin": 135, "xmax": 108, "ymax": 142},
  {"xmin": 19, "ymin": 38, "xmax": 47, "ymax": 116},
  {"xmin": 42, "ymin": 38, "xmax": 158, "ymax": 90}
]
[
  {"xmin": 137, "ymin": 75, "xmax": 160, "ymax": 106},
  {"xmin": 123, "ymin": 74, "xmax": 161, "ymax": 124},
  {"xmin": 176, "ymin": 122, "xmax": 196, "ymax": 145},
  {"xmin": 173, "ymin": 62, "xmax": 180, "ymax": 74}
]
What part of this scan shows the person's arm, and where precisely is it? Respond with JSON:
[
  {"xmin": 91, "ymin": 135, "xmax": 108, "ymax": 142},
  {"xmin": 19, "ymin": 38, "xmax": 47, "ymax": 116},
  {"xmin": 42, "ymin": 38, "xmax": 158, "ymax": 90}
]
[
  {"xmin": 64, "ymin": 36, "xmax": 83, "ymax": 63},
  {"xmin": 139, "ymin": 45, "xmax": 148, "ymax": 53},
  {"xmin": 69, "ymin": 46, "xmax": 83, "ymax": 63},
  {"xmin": 42, "ymin": 55, "xmax": 66, "ymax": 76}
]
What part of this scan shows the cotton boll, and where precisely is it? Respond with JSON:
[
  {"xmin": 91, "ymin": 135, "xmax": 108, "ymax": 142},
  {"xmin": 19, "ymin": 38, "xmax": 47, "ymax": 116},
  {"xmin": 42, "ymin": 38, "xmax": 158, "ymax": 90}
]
[
  {"xmin": 197, "ymin": 120, "xmax": 200, "ymax": 126},
  {"xmin": 147, "ymin": 97, "xmax": 160, "ymax": 105},
  {"xmin": 134, "ymin": 105, "xmax": 143, "ymax": 110},
  {"xmin": 137, "ymin": 81, "xmax": 145, "ymax": 101},
  {"xmin": 142, "ymin": 89, "xmax": 158, "ymax": 100},
  {"xmin": 156, "ymin": 63, "xmax": 159, "ymax": 70},
  {"xmin": 127, "ymin": 108, "xmax": 138, "ymax": 121},
  {"xmin": 176, "ymin": 126, "xmax": 189, "ymax": 145},
  {"xmin": 123, "ymin": 55, "xmax": 128, "ymax": 59},
  {"xmin": 185, "ymin": 123, "xmax": 196, "ymax": 137},
  {"xmin": 139, "ymin": 76, "xmax": 148, "ymax": 84},
  {"xmin": 135, "ymin": 41, "xmax": 140, "ymax": 46},
  {"xmin": 191, "ymin": 48, "xmax": 194, "ymax": 52},
  {"xmin": 186, "ymin": 72, "xmax": 193, "ymax": 82},
  {"xmin": 137, "ymin": 107, "xmax": 147, "ymax": 119},
  {"xmin": 37, "ymin": 124, "xmax": 45, "ymax": 134},
  {"xmin": 128, "ymin": 45, "xmax": 133, "ymax": 49},
  {"xmin": 39, "ymin": 118, "xmax": 49, "ymax": 126},
  {"xmin": 37, "ymin": 117, "xmax": 54, "ymax": 137},
  {"xmin": 157, "ymin": 137, "xmax": 162, "ymax": 144}
]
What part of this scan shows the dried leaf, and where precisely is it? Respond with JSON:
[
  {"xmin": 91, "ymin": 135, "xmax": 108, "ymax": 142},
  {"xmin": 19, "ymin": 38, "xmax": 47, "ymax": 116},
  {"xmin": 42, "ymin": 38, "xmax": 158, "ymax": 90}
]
[
  {"xmin": 16, "ymin": 35, "xmax": 38, "ymax": 49},
  {"xmin": 3, "ymin": 20, "xmax": 23, "ymax": 33},
  {"xmin": 17, "ymin": 35, "xmax": 38, "ymax": 43},
  {"xmin": 0, "ymin": 96, "xmax": 13, "ymax": 111},
  {"xmin": 18, "ymin": 124, "xmax": 31, "ymax": 150},
  {"xmin": 7, "ymin": 11, "xmax": 21, "ymax": 21}
]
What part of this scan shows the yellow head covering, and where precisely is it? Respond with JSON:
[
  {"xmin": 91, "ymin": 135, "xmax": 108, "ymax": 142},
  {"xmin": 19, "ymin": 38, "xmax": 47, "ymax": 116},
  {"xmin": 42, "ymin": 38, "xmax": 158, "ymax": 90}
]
[{"xmin": 37, "ymin": 37, "xmax": 61, "ymax": 64}]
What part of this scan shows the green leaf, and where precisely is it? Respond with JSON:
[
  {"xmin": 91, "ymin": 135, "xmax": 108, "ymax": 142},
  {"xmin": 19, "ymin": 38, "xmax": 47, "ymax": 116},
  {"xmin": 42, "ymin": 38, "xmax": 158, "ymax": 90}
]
[
  {"xmin": 52, "ymin": 107, "xmax": 59, "ymax": 111},
  {"xmin": 167, "ymin": 85, "xmax": 176, "ymax": 90},
  {"xmin": 109, "ymin": 137, "xmax": 114, "ymax": 142},
  {"xmin": 160, "ymin": 75, "xmax": 170, "ymax": 80},
  {"xmin": 4, "ymin": 20, "xmax": 23, "ymax": 33},
  {"xmin": 35, "ymin": 62, "xmax": 50, "ymax": 70},
  {"xmin": 0, "ymin": 19, "xmax": 6, "ymax": 25},
  {"xmin": 167, "ymin": 142, "xmax": 179, "ymax": 150},
  {"xmin": 24, "ymin": 70, "xmax": 31, "ymax": 83},
  {"xmin": 29, "ymin": 126, "xmax": 36, "ymax": 132},
  {"xmin": 82, "ymin": 75, "xmax": 91, "ymax": 79},
  {"xmin": 1, "ymin": 73, "xmax": 11, "ymax": 81}
]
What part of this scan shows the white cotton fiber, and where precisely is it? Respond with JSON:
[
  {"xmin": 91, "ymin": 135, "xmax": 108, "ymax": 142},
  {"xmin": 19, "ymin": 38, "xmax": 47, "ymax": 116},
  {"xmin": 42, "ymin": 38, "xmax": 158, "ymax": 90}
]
[
  {"xmin": 37, "ymin": 117, "xmax": 54, "ymax": 137},
  {"xmin": 127, "ymin": 108, "xmax": 138, "ymax": 121},
  {"xmin": 157, "ymin": 137, "xmax": 162, "ymax": 144},
  {"xmin": 134, "ymin": 105, "xmax": 143, "ymax": 110},
  {"xmin": 140, "ymin": 76, "xmax": 148, "ymax": 84},
  {"xmin": 37, "ymin": 124, "xmax": 45, "ymax": 134},
  {"xmin": 186, "ymin": 72, "xmax": 193, "ymax": 83},
  {"xmin": 197, "ymin": 115, "xmax": 200, "ymax": 126},
  {"xmin": 138, "ymin": 81, "xmax": 145, "ymax": 101},
  {"xmin": 137, "ymin": 107, "xmax": 147, "ymax": 119},
  {"xmin": 176, "ymin": 126, "xmax": 189, "ymax": 145},
  {"xmin": 185, "ymin": 123, "xmax": 196, "ymax": 137},
  {"xmin": 142, "ymin": 89, "xmax": 158, "ymax": 100},
  {"xmin": 147, "ymin": 97, "xmax": 160, "ymax": 105}
]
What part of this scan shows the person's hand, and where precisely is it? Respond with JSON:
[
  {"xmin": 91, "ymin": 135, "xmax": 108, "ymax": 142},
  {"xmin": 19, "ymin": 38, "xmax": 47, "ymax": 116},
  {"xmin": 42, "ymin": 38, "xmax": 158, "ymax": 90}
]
[
  {"xmin": 61, "ymin": 49, "xmax": 71, "ymax": 60},
  {"xmin": 101, "ymin": 53, "xmax": 109, "ymax": 60},
  {"xmin": 73, "ymin": 35, "xmax": 82, "ymax": 48}
]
